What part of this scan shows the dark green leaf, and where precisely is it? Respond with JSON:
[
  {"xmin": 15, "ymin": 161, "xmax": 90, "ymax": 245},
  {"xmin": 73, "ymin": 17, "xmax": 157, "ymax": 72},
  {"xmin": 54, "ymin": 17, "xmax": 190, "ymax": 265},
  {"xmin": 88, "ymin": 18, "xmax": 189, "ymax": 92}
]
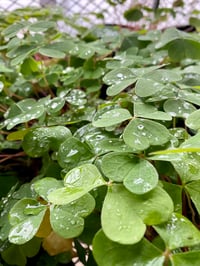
[
  {"xmin": 171, "ymin": 251, "xmax": 200, "ymax": 266},
  {"xmin": 22, "ymin": 126, "xmax": 72, "ymax": 157},
  {"xmin": 124, "ymin": 8, "xmax": 143, "ymax": 22},
  {"xmin": 185, "ymin": 180, "xmax": 200, "ymax": 214},
  {"xmin": 93, "ymin": 230, "xmax": 164, "ymax": 266},
  {"xmin": 57, "ymin": 136, "xmax": 94, "ymax": 169}
]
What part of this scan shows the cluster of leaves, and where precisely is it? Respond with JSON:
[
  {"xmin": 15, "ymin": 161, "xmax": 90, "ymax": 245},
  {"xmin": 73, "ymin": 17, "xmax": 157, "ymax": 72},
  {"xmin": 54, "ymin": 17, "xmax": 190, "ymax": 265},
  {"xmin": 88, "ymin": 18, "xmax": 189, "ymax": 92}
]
[{"xmin": 1, "ymin": 6, "xmax": 200, "ymax": 266}]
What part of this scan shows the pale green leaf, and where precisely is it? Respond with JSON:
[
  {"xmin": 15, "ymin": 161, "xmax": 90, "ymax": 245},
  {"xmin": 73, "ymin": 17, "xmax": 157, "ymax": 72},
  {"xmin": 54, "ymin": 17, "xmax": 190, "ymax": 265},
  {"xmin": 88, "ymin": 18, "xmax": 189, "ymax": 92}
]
[
  {"xmin": 123, "ymin": 158, "xmax": 158, "ymax": 194},
  {"xmin": 186, "ymin": 109, "xmax": 200, "ymax": 130},
  {"xmin": 101, "ymin": 184, "xmax": 146, "ymax": 244},
  {"xmin": 48, "ymin": 164, "xmax": 106, "ymax": 205},
  {"xmin": 39, "ymin": 48, "xmax": 65, "ymax": 58},
  {"xmin": 50, "ymin": 193, "xmax": 95, "ymax": 238},
  {"xmin": 134, "ymin": 101, "xmax": 172, "ymax": 121},
  {"xmin": 135, "ymin": 78, "xmax": 163, "ymax": 97},
  {"xmin": 123, "ymin": 118, "xmax": 170, "ymax": 151},
  {"xmin": 92, "ymin": 108, "xmax": 132, "ymax": 127},
  {"xmin": 9, "ymin": 212, "xmax": 45, "ymax": 244},
  {"xmin": 154, "ymin": 213, "xmax": 200, "ymax": 249},
  {"xmin": 163, "ymin": 99, "xmax": 196, "ymax": 118},
  {"xmin": 33, "ymin": 178, "xmax": 63, "ymax": 201}
]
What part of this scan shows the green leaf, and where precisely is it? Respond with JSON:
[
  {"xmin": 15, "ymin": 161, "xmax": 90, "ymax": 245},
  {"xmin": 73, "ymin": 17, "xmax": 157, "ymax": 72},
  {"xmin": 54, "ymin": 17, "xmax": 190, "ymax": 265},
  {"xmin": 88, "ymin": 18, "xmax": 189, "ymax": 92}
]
[
  {"xmin": 135, "ymin": 78, "xmax": 163, "ymax": 97},
  {"xmin": 2, "ymin": 238, "xmax": 41, "ymax": 266},
  {"xmin": 168, "ymin": 39, "xmax": 200, "ymax": 62},
  {"xmin": 144, "ymin": 69, "xmax": 182, "ymax": 83},
  {"xmin": 178, "ymin": 90, "xmax": 200, "ymax": 106},
  {"xmin": 8, "ymin": 199, "xmax": 46, "ymax": 244},
  {"xmin": 101, "ymin": 152, "xmax": 139, "ymax": 182},
  {"xmin": 134, "ymin": 101, "xmax": 172, "ymax": 121},
  {"xmin": 123, "ymin": 118, "xmax": 170, "ymax": 151},
  {"xmin": 9, "ymin": 198, "xmax": 46, "ymax": 226},
  {"xmin": 39, "ymin": 48, "xmax": 65, "ymax": 58},
  {"xmin": 46, "ymin": 97, "xmax": 65, "ymax": 114},
  {"xmin": 22, "ymin": 126, "xmax": 72, "ymax": 157},
  {"xmin": 93, "ymin": 229, "xmax": 164, "ymax": 266},
  {"xmin": 65, "ymin": 89, "xmax": 86, "ymax": 106},
  {"xmin": 103, "ymin": 68, "xmax": 136, "ymax": 96},
  {"xmin": 130, "ymin": 185, "xmax": 174, "ymax": 225},
  {"xmin": 0, "ymin": 64, "xmax": 13, "ymax": 73},
  {"xmin": 57, "ymin": 136, "xmax": 94, "ymax": 169},
  {"xmin": 162, "ymin": 182, "xmax": 182, "ymax": 213},
  {"xmin": 155, "ymin": 27, "xmax": 188, "ymax": 49},
  {"xmin": 9, "ymin": 215, "xmax": 45, "ymax": 245},
  {"xmin": 181, "ymin": 132, "xmax": 200, "ymax": 149},
  {"xmin": 107, "ymin": 79, "xmax": 136, "ymax": 96},
  {"xmin": 171, "ymin": 251, "xmax": 200, "ymax": 266},
  {"xmin": 123, "ymin": 158, "xmax": 158, "ymax": 194},
  {"xmin": 10, "ymin": 46, "xmax": 37, "ymax": 66},
  {"xmin": 154, "ymin": 213, "xmax": 200, "ymax": 249},
  {"xmin": 172, "ymin": 153, "xmax": 200, "ymax": 183},
  {"xmin": 185, "ymin": 180, "xmax": 200, "ymax": 214},
  {"xmin": 101, "ymin": 152, "xmax": 158, "ymax": 194},
  {"xmin": 50, "ymin": 193, "xmax": 95, "ymax": 238},
  {"xmin": 2, "ymin": 22, "xmax": 27, "ymax": 38},
  {"xmin": 28, "ymin": 21, "xmax": 56, "ymax": 32},
  {"xmin": 48, "ymin": 164, "xmax": 106, "ymax": 205},
  {"xmin": 124, "ymin": 8, "xmax": 143, "ymax": 22},
  {"xmin": 185, "ymin": 109, "xmax": 200, "ymax": 130},
  {"xmin": 20, "ymin": 237, "xmax": 42, "ymax": 258},
  {"xmin": 155, "ymin": 28, "xmax": 200, "ymax": 61},
  {"xmin": 101, "ymin": 184, "xmax": 146, "ymax": 244},
  {"xmin": 92, "ymin": 108, "xmax": 132, "ymax": 127},
  {"xmin": 2, "ymin": 245, "xmax": 26, "ymax": 266},
  {"xmin": 33, "ymin": 177, "xmax": 63, "ymax": 201},
  {"xmin": 190, "ymin": 17, "xmax": 200, "ymax": 32},
  {"xmin": 4, "ymin": 99, "xmax": 45, "ymax": 130},
  {"xmin": 163, "ymin": 99, "xmax": 196, "ymax": 118}
]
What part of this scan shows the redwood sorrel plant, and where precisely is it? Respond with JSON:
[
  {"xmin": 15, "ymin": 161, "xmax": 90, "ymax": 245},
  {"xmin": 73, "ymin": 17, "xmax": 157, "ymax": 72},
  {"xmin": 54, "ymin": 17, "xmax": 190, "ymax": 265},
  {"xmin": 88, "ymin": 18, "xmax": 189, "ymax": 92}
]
[{"xmin": 1, "ymin": 6, "xmax": 200, "ymax": 266}]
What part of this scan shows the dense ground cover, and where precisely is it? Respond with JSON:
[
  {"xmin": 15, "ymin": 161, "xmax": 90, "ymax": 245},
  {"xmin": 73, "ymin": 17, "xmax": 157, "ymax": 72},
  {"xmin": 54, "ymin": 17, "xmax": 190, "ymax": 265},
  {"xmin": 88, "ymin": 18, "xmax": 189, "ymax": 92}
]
[{"xmin": 1, "ymin": 6, "xmax": 200, "ymax": 265}]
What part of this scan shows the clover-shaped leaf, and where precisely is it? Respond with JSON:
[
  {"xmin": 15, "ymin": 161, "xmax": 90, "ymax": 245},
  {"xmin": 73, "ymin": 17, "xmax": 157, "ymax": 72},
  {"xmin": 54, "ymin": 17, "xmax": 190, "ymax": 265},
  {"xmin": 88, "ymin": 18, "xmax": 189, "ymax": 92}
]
[
  {"xmin": 101, "ymin": 152, "xmax": 158, "ymax": 194},
  {"xmin": 123, "ymin": 118, "xmax": 170, "ymax": 151},
  {"xmin": 22, "ymin": 126, "xmax": 72, "ymax": 157},
  {"xmin": 8, "ymin": 198, "xmax": 47, "ymax": 244},
  {"xmin": 50, "ymin": 193, "xmax": 95, "ymax": 238},
  {"xmin": 92, "ymin": 108, "xmax": 132, "ymax": 127},
  {"xmin": 4, "ymin": 98, "xmax": 45, "ymax": 130},
  {"xmin": 48, "ymin": 164, "xmax": 106, "ymax": 205},
  {"xmin": 102, "ymin": 184, "xmax": 146, "ymax": 244},
  {"xmin": 154, "ymin": 213, "xmax": 200, "ymax": 249}
]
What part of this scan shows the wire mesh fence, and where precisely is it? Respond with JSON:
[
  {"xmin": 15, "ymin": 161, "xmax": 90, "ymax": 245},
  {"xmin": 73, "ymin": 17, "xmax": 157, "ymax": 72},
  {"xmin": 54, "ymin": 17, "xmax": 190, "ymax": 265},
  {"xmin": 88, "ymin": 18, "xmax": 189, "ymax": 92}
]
[{"xmin": 0, "ymin": 0, "xmax": 199, "ymax": 29}]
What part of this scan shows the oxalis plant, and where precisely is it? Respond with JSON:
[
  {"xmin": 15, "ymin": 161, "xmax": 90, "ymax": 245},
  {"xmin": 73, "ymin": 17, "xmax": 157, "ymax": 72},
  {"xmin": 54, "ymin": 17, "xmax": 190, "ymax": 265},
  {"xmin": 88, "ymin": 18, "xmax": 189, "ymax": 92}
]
[{"xmin": 2, "ymin": 6, "xmax": 200, "ymax": 266}]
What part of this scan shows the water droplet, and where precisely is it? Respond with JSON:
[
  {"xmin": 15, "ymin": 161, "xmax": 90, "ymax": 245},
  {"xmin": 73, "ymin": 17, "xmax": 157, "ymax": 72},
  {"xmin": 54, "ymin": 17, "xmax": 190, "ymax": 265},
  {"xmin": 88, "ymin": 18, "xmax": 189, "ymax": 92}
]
[
  {"xmin": 51, "ymin": 102, "xmax": 59, "ymax": 109},
  {"xmin": 70, "ymin": 220, "xmax": 76, "ymax": 225},
  {"xmin": 137, "ymin": 124, "xmax": 144, "ymax": 130},
  {"xmin": 67, "ymin": 149, "xmax": 79, "ymax": 157}
]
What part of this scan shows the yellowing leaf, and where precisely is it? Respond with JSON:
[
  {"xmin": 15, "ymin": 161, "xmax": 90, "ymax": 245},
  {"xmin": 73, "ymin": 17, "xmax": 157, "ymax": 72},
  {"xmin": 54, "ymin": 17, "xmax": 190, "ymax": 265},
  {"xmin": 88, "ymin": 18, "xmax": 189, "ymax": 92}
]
[{"xmin": 42, "ymin": 231, "xmax": 73, "ymax": 256}]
